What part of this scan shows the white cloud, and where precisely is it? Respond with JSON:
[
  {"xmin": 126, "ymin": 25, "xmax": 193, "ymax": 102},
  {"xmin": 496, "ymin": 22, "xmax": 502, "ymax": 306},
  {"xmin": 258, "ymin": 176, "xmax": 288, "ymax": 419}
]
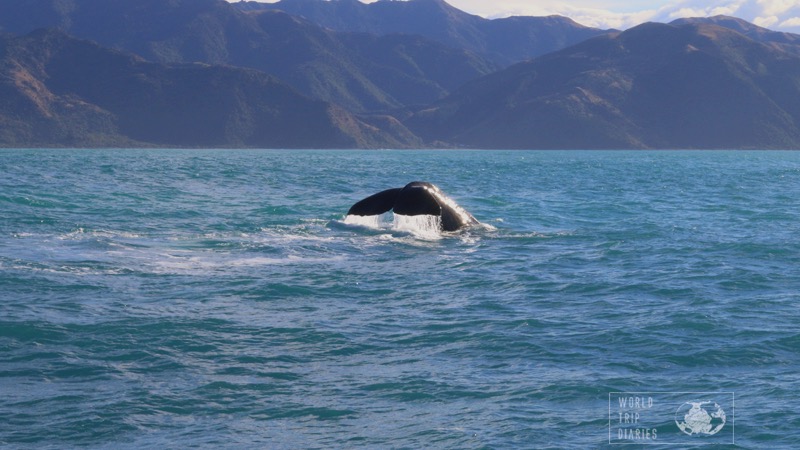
[
  {"xmin": 754, "ymin": 15, "xmax": 780, "ymax": 27},
  {"xmin": 668, "ymin": 7, "xmax": 710, "ymax": 19},
  {"xmin": 661, "ymin": 1, "xmax": 750, "ymax": 21},
  {"xmin": 781, "ymin": 16, "xmax": 800, "ymax": 27},
  {"xmin": 757, "ymin": 0, "xmax": 796, "ymax": 16}
]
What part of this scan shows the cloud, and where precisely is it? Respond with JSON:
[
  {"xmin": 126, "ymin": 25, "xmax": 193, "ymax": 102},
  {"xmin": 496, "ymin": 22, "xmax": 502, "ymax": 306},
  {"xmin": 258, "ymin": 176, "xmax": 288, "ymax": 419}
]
[
  {"xmin": 754, "ymin": 15, "xmax": 781, "ymax": 27},
  {"xmin": 758, "ymin": 0, "xmax": 796, "ymax": 16}
]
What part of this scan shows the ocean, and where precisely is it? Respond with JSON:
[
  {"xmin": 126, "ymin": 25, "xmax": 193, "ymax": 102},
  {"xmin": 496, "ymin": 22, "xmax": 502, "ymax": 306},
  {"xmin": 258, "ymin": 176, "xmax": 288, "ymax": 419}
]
[{"xmin": 1, "ymin": 149, "xmax": 799, "ymax": 448}]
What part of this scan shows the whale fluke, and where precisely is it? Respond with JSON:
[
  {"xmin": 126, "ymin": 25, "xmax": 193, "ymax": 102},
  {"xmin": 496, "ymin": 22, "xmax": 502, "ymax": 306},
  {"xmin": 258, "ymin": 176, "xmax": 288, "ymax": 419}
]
[{"xmin": 347, "ymin": 182, "xmax": 478, "ymax": 232}]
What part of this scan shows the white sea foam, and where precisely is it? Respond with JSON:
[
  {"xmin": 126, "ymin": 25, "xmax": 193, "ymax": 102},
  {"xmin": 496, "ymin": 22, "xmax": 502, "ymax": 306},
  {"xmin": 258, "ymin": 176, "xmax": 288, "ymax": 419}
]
[
  {"xmin": 393, "ymin": 214, "xmax": 443, "ymax": 240},
  {"xmin": 132, "ymin": 250, "xmax": 347, "ymax": 275},
  {"xmin": 57, "ymin": 228, "xmax": 142, "ymax": 240},
  {"xmin": 343, "ymin": 214, "xmax": 387, "ymax": 229},
  {"xmin": 344, "ymin": 213, "xmax": 445, "ymax": 239}
]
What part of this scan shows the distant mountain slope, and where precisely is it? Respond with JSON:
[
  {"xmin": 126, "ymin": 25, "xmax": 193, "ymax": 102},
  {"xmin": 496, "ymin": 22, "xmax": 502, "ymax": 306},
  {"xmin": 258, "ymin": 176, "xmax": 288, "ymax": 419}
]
[
  {"xmin": 0, "ymin": 0, "xmax": 496, "ymax": 112},
  {"xmin": 243, "ymin": 11, "xmax": 497, "ymax": 112},
  {"xmin": 0, "ymin": 30, "xmax": 421, "ymax": 148},
  {"xmin": 672, "ymin": 15, "xmax": 800, "ymax": 56},
  {"xmin": 242, "ymin": 0, "xmax": 610, "ymax": 66},
  {"xmin": 407, "ymin": 22, "xmax": 800, "ymax": 149}
]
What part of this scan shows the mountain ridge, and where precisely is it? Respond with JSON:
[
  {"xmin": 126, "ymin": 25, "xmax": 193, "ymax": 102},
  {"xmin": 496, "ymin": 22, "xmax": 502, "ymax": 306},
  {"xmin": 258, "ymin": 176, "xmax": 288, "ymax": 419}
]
[
  {"xmin": 0, "ymin": 29, "xmax": 421, "ymax": 148},
  {"xmin": 671, "ymin": 15, "xmax": 800, "ymax": 55},
  {"xmin": 2, "ymin": 0, "xmax": 800, "ymax": 148},
  {"xmin": 240, "ymin": 0, "xmax": 610, "ymax": 65},
  {"xmin": 406, "ymin": 21, "xmax": 800, "ymax": 149},
  {"xmin": 0, "ymin": 0, "xmax": 498, "ymax": 113}
]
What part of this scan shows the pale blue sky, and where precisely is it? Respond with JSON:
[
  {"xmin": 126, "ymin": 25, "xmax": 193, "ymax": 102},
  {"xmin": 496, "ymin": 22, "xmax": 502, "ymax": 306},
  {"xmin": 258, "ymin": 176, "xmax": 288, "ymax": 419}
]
[{"xmin": 236, "ymin": 0, "xmax": 800, "ymax": 32}]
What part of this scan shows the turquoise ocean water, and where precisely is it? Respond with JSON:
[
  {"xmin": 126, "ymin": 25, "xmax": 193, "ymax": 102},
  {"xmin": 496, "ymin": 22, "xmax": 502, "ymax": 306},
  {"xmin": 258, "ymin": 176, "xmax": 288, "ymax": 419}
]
[{"xmin": 1, "ymin": 149, "xmax": 799, "ymax": 448}]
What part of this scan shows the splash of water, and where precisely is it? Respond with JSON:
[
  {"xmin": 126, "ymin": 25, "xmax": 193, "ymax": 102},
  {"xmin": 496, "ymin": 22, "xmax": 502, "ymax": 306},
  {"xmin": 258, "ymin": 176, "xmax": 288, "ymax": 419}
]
[
  {"xmin": 393, "ymin": 214, "xmax": 443, "ymax": 239},
  {"xmin": 344, "ymin": 213, "xmax": 443, "ymax": 238},
  {"xmin": 344, "ymin": 214, "xmax": 386, "ymax": 228}
]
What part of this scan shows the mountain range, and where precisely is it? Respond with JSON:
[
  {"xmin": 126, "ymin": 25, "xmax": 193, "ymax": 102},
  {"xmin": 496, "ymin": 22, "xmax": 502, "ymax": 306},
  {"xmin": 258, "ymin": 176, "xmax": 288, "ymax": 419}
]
[
  {"xmin": 239, "ymin": 0, "xmax": 608, "ymax": 66},
  {"xmin": 1, "ymin": 0, "xmax": 800, "ymax": 149},
  {"xmin": 0, "ymin": 0, "xmax": 503, "ymax": 112},
  {"xmin": 0, "ymin": 29, "xmax": 418, "ymax": 148},
  {"xmin": 407, "ymin": 21, "xmax": 800, "ymax": 149}
]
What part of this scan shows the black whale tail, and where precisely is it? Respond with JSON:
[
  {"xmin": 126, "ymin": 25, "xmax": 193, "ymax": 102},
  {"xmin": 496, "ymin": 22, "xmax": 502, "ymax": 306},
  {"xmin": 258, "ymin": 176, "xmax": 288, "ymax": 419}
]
[
  {"xmin": 346, "ymin": 182, "xmax": 478, "ymax": 232},
  {"xmin": 347, "ymin": 188, "xmax": 402, "ymax": 216},
  {"xmin": 392, "ymin": 182, "xmax": 442, "ymax": 217}
]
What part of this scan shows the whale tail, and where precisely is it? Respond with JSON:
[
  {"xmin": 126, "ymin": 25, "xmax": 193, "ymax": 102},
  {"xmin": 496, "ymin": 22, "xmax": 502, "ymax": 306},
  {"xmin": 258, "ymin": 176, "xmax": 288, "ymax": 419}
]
[
  {"xmin": 346, "ymin": 182, "xmax": 478, "ymax": 232},
  {"xmin": 347, "ymin": 188, "xmax": 401, "ymax": 216},
  {"xmin": 393, "ymin": 184, "xmax": 442, "ymax": 217}
]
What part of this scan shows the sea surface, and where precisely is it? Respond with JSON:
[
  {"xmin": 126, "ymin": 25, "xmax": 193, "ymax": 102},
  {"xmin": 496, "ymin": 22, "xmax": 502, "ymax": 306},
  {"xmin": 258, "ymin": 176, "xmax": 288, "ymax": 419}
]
[{"xmin": 1, "ymin": 149, "xmax": 799, "ymax": 449}]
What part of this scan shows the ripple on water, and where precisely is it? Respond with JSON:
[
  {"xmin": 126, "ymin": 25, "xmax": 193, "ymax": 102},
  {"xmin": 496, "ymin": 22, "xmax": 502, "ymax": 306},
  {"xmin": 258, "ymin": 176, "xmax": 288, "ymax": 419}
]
[{"xmin": 1, "ymin": 150, "xmax": 799, "ymax": 448}]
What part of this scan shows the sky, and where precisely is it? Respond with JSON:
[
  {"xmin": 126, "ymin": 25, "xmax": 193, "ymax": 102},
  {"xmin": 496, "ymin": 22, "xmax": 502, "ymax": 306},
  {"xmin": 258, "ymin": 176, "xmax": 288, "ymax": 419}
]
[{"xmin": 238, "ymin": 0, "xmax": 800, "ymax": 33}]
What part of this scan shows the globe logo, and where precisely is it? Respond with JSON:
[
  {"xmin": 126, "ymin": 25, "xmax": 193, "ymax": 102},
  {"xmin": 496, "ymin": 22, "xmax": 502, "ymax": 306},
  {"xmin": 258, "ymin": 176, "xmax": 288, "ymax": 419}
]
[{"xmin": 675, "ymin": 401, "xmax": 726, "ymax": 436}]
